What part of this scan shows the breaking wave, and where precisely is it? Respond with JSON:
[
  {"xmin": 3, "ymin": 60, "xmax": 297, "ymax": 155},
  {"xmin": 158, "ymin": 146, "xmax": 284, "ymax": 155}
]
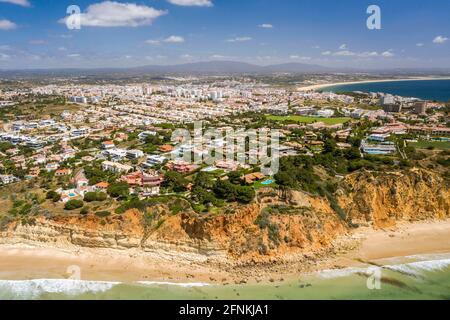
[
  {"xmin": 0, "ymin": 278, "xmax": 211, "ymax": 299},
  {"xmin": 0, "ymin": 279, "xmax": 120, "ymax": 299},
  {"xmin": 384, "ymin": 258, "xmax": 450, "ymax": 276},
  {"xmin": 317, "ymin": 256, "xmax": 450, "ymax": 279}
]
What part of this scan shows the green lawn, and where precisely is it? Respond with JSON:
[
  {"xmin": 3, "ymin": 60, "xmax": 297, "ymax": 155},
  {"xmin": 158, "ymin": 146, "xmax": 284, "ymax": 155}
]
[
  {"xmin": 266, "ymin": 115, "xmax": 351, "ymax": 125},
  {"xmin": 410, "ymin": 141, "xmax": 450, "ymax": 150}
]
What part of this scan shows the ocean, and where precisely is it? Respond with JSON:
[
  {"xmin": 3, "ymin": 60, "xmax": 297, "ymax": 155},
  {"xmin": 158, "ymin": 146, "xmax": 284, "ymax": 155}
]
[
  {"xmin": 1, "ymin": 253, "xmax": 449, "ymax": 300},
  {"xmin": 322, "ymin": 79, "xmax": 450, "ymax": 102}
]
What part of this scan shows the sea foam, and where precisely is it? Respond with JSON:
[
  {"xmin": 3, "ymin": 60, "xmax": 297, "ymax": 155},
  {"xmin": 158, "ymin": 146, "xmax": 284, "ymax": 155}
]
[
  {"xmin": 384, "ymin": 258, "xmax": 450, "ymax": 276},
  {"xmin": 317, "ymin": 257, "xmax": 450, "ymax": 279},
  {"xmin": 137, "ymin": 281, "xmax": 211, "ymax": 287},
  {"xmin": 0, "ymin": 279, "xmax": 119, "ymax": 299}
]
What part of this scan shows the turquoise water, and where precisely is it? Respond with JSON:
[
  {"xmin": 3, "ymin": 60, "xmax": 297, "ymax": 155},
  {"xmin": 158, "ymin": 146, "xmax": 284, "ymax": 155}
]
[
  {"xmin": 322, "ymin": 79, "xmax": 450, "ymax": 102},
  {"xmin": 1, "ymin": 253, "xmax": 449, "ymax": 300},
  {"xmin": 261, "ymin": 179, "xmax": 274, "ymax": 185}
]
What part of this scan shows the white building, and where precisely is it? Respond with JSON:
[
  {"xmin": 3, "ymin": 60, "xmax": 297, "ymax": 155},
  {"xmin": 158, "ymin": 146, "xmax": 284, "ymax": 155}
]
[{"xmin": 101, "ymin": 161, "xmax": 133, "ymax": 173}]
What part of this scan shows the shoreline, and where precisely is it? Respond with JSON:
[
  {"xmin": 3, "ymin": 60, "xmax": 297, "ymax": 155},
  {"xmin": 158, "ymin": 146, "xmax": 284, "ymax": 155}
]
[
  {"xmin": 0, "ymin": 219, "xmax": 450, "ymax": 285},
  {"xmin": 298, "ymin": 76, "xmax": 450, "ymax": 92}
]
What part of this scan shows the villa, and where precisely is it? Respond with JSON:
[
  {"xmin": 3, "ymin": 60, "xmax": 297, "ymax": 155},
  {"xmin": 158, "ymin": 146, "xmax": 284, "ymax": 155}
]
[
  {"xmin": 166, "ymin": 160, "xmax": 198, "ymax": 173},
  {"xmin": 101, "ymin": 141, "xmax": 115, "ymax": 149},
  {"xmin": 55, "ymin": 168, "xmax": 72, "ymax": 177},
  {"xmin": 102, "ymin": 161, "xmax": 133, "ymax": 174}
]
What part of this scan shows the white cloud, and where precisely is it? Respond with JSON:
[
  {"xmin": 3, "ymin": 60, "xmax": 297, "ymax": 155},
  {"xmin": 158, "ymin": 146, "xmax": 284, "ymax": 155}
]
[
  {"xmin": 433, "ymin": 35, "xmax": 448, "ymax": 44},
  {"xmin": 210, "ymin": 54, "xmax": 228, "ymax": 59},
  {"xmin": 164, "ymin": 35, "xmax": 185, "ymax": 43},
  {"xmin": 167, "ymin": 0, "xmax": 213, "ymax": 7},
  {"xmin": 180, "ymin": 54, "xmax": 194, "ymax": 59},
  {"xmin": 210, "ymin": 54, "xmax": 237, "ymax": 60},
  {"xmin": 0, "ymin": 53, "xmax": 10, "ymax": 60},
  {"xmin": 145, "ymin": 39, "xmax": 161, "ymax": 45},
  {"xmin": 58, "ymin": 47, "xmax": 67, "ymax": 51},
  {"xmin": 67, "ymin": 53, "xmax": 81, "ymax": 58},
  {"xmin": 339, "ymin": 44, "xmax": 347, "ymax": 50},
  {"xmin": 333, "ymin": 50, "xmax": 355, "ymax": 56},
  {"xmin": 290, "ymin": 55, "xmax": 311, "ymax": 60},
  {"xmin": 146, "ymin": 36, "xmax": 185, "ymax": 45},
  {"xmin": 381, "ymin": 50, "xmax": 394, "ymax": 57},
  {"xmin": 259, "ymin": 24, "xmax": 273, "ymax": 29},
  {"xmin": 59, "ymin": 1, "xmax": 167, "ymax": 28},
  {"xmin": 0, "ymin": 19, "xmax": 17, "ymax": 30},
  {"xmin": 416, "ymin": 43, "xmax": 424, "ymax": 47},
  {"xmin": 358, "ymin": 51, "xmax": 379, "ymax": 57},
  {"xmin": 227, "ymin": 36, "xmax": 252, "ymax": 43},
  {"xmin": 0, "ymin": 0, "xmax": 30, "ymax": 7},
  {"xmin": 321, "ymin": 49, "xmax": 394, "ymax": 58}
]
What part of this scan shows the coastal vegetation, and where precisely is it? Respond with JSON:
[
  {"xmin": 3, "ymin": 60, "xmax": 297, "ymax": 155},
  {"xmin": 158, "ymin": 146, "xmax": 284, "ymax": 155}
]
[{"xmin": 266, "ymin": 115, "xmax": 351, "ymax": 125}]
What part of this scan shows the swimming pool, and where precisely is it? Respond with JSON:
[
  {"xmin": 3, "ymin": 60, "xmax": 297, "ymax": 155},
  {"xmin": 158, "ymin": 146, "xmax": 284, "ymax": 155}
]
[{"xmin": 261, "ymin": 179, "xmax": 274, "ymax": 185}]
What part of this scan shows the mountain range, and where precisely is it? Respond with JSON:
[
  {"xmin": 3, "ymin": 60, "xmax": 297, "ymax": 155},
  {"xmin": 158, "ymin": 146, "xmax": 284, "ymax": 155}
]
[{"xmin": 1, "ymin": 60, "xmax": 450, "ymax": 77}]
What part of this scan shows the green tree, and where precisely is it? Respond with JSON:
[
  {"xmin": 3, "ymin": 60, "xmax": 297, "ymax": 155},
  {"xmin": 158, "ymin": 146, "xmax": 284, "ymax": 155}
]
[
  {"xmin": 107, "ymin": 182, "xmax": 130, "ymax": 198},
  {"xmin": 163, "ymin": 171, "xmax": 188, "ymax": 192}
]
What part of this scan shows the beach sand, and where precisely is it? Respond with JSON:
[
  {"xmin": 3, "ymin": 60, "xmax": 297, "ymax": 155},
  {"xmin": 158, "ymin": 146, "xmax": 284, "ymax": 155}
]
[
  {"xmin": 298, "ymin": 77, "xmax": 450, "ymax": 92},
  {"xmin": 330, "ymin": 220, "xmax": 450, "ymax": 269},
  {"xmin": 1, "ymin": 220, "xmax": 450, "ymax": 284}
]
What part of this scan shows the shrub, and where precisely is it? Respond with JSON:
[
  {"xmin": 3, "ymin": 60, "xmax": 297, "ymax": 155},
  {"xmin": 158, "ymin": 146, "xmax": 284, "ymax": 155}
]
[
  {"xmin": 84, "ymin": 192, "xmax": 107, "ymax": 202},
  {"xmin": 18, "ymin": 203, "xmax": 32, "ymax": 216},
  {"xmin": 80, "ymin": 207, "xmax": 89, "ymax": 215},
  {"xmin": 46, "ymin": 191, "xmax": 61, "ymax": 202},
  {"xmin": 46, "ymin": 191, "xmax": 58, "ymax": 200},
  {"xmin": 64, "ymin": 200, "xmax": 84, "ymax": 210},
  {"xmin": 95, "ymin": 211, "xmax": 111, "ymax": 217}
]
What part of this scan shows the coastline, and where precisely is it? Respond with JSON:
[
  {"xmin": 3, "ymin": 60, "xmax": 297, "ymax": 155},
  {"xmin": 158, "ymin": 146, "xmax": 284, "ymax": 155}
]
[
  {"xmin": 298, "ymin": 76, "xmax": 450, "ymax": 92},
  {"xmin": 1, "ymin": 219, "xmax": 450, "ymax": 285}
]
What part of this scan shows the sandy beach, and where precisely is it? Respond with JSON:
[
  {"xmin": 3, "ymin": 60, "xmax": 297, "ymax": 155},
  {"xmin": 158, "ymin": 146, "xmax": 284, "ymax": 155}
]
[
  {"xmin": 298, "ymin": 76, "xmax": 450, "ymax": 92},
  {"xmin": 1, "ymin": 220, "xmax": 450, "ymax": 285},
  {"xmin": 332, "ymin": 220, "xmax": 450, "ymax": 269}
]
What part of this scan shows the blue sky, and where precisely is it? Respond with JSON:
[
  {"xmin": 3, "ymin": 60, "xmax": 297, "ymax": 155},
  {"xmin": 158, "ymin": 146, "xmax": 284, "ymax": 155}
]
[{"xmin": 0, "ymin": 0, "xmax": 449, "ymax": 69}]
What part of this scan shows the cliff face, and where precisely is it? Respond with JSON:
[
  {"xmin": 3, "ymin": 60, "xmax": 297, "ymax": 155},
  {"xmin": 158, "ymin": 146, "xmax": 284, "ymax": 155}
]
[
  {"xmin": 0, "ymin": 210, "xmax": 144, "ymax": 250},
  {"xmin": 0, "ymin": 169, "xmax": 448, "ymax": 263},
  {"xmin": 338, "ymin": 169, "xmax": 450, "ymax": 228}
]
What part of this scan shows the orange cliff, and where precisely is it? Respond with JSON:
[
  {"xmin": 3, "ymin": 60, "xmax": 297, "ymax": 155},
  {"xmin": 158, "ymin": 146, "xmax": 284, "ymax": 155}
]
[{"xmin": 0, "ymin": 168, "xmax": 448, "ymax": 265}]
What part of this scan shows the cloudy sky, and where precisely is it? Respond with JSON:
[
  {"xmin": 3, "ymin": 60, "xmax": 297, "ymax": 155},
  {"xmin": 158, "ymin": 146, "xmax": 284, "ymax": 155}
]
[{"xmin": 0, "ymin": 0, "xmax": 449, "ymax": 69}]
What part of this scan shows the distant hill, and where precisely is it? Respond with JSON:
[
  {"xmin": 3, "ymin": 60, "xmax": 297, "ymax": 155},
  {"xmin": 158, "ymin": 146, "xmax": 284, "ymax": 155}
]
[
  {"xmin": 125, "ymin": 60, "xmax": 337, "ymax": 74},
  {"xmin": 1, "ymin": 60, "xmax": 450, "ymax": 77}
]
